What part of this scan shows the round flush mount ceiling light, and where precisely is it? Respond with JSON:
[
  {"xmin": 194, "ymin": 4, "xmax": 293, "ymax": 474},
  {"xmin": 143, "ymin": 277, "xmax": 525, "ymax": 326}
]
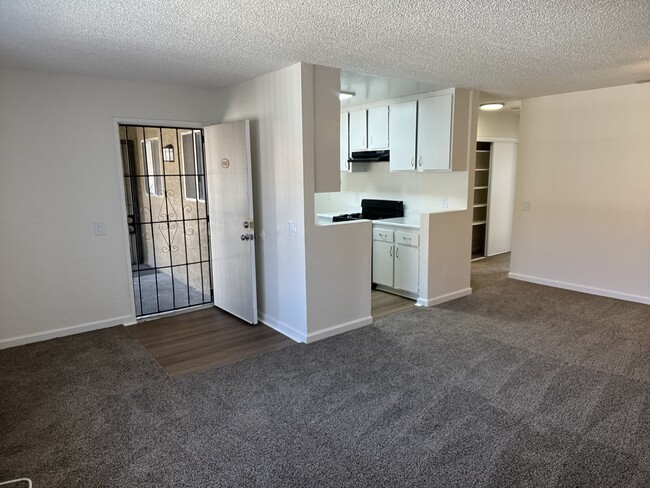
[{"xmin": 480, "ymin": 102, "xmax": 505, "ymax": 111}]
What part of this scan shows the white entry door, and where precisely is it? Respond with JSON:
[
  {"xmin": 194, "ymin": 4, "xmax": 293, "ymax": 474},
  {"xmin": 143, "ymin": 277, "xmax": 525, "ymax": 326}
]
[{"xmin": 203, "ymin": 121, "xmax": 258, "ymax": 324}]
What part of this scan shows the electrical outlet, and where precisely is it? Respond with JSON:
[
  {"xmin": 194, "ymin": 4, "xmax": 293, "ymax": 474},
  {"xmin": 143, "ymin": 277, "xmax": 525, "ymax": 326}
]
[
  {"xmin": 442, "ymin": 196, "xmax": 449, "ymax": 209},
  {"xmin": 94, "ymin": 221, "xmax": 106, "ymax": 236}
]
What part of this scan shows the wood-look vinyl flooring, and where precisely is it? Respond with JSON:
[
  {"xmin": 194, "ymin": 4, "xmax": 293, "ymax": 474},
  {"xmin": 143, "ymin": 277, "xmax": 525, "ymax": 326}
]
[
  {"xmin": 371, "ymin": 289, "xmax": 415, "ymax": 319},
  {"xmin": 129, "ymin": 290, "xmax": 414, "ymax": 378},
  {"xmin": 128, "ymin": 307, "xmax": 294, "ymax": 378}
]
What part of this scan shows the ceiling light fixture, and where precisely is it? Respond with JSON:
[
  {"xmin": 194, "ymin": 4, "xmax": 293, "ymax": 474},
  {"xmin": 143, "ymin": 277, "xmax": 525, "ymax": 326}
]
[
  {"xmin": 480, "ymin": 102, "xmax": 505, "ymax": 111},
  {"xmin": 339, "ymin": 90, "xmax": 356, "ymax": 100}
]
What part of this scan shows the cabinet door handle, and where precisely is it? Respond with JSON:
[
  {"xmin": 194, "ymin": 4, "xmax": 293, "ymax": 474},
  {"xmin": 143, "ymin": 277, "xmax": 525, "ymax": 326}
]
[
  {"xmin": 418, "ymin": 156, "xmax": 422, "ymax": 167},
  {"xmin": 389, "ymin": 247, "xmax": 393, "ymax": 257},
  {"xmin": 411, "ymin": 156, "xmax": 415, "ymax": 168},
  {"xmin": 396, "ymin": 247, "xmax": 399, "ymax": 258},
  {"xmin": 369, "ymin": 136, "xmax": 373, "ymax": 145},
  {"xmin": 363, "ymin": 136, "xmax": 366, "ymax": 147}
]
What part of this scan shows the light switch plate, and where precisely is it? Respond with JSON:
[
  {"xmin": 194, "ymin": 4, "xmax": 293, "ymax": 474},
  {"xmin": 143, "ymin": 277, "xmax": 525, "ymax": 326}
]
[
  {"xmin": 523, "ymin": 200, "xmax": 531, "ymax": 211},
  {"xmin": 288, "ymin": 220, "xmax": 297, "ymax": 237}
]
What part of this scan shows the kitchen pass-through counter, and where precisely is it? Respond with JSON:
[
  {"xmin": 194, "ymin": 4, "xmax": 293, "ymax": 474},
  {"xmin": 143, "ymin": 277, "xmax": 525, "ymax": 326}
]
[
  {"xmin": 315, "ymin": 207, "xmax": 473, "ymax": 310},
  {"xmin": 316, "ymin": 214, "xmax": 421, "ymax": 227}
]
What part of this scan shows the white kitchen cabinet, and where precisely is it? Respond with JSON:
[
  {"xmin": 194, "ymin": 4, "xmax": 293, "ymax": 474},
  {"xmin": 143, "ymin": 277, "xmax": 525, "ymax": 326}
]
[
  {"xmin": 417, "ymin": 93, "xmax": 453, "ymax": 171},
  {"xmin": 394, "ymin": 243, "xmax": 419, "ymax": 293},
  {"xmin": 349, "ymin": 109, "xmax": 367, "ymax": 151},
  {"xmin": 367, "ymin": 106, "xmax": 389, "ymax": 149},
  {"xmin": 340, "ymin": 112, "xmax": 349, "ymax": 171},
  {"xmin": 388, "ymin": 101, "xmax": 417, "ymax": 171},
  {"xmin": 372, "ymin": 224, "xmax": 419, "ymax": 297},
  {"xmin": 372, "ymin": 240, "xmax": 394, "ymax": 287}
]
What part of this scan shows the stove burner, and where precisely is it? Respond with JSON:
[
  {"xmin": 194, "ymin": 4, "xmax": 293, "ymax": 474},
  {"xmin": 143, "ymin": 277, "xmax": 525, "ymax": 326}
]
[{"xmin": 330, "ymin": 200, "xmax": 404, "ymax": 223}]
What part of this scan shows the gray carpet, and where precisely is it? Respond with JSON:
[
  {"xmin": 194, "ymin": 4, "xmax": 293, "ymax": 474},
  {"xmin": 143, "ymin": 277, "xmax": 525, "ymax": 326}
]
[{"xmin": 2, "ymin": 254, "xmax": 650, "ymax": 487}]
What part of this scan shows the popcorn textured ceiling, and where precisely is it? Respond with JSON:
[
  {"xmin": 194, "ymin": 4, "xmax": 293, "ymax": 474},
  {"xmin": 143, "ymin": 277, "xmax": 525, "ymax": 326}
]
[{"xmin": 0, "ymin": 0, "xmax": 648, "ymax": 98}]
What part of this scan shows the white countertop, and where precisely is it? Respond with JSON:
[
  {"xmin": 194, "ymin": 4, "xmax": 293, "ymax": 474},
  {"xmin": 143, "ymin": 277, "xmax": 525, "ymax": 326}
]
[
  {"xmin": 316, "ymin": 213, "xmax": 343, "ymax": 219},
  {"xmin": 317, "ymin": 214, "xmax": 421, "ymax": 228},
  {"xmin": 373, "ymin": 217, "xmax": 421, "ymax": 229}
]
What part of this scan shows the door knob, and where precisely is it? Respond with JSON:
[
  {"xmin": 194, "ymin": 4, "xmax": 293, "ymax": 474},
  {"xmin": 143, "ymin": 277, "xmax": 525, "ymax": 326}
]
[{"xmin": 243, "ymin": 222, "xmax": 249, "ymax": 229}]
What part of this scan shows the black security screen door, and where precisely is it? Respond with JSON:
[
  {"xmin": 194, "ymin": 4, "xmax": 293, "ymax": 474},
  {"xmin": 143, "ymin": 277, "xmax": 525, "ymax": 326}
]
[{"xmin": 119, "ymin": 125, "xmax": 212, "ymax": 317}]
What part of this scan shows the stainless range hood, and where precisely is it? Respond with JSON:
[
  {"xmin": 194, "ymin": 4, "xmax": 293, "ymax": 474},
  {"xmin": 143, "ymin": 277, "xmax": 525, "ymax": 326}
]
[{"xmin": 348, "ymin": 150, "xmax": 390, "ymax": 163}]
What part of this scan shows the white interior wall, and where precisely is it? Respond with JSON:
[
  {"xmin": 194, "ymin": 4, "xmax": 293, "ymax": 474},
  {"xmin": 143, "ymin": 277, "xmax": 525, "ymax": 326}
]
[
  {"xmin": 214, "ymin": 63, "xmax": 310, "ymax": 339},
  {"xmin": 418, "ymin": 211, "xmax": 473, "ymax": 306},
  {"xmin": 305, "ymin": 220, "xmax": 373, "ymax": 341},
  {"xmin": 0, "ymin": 69, "xmax": 224, "ymax": 347},
  {"xmin": 477, "ymin": 110, "xmax": 520, "ymax": 140},
  {"xmin": 302, "ymin": 64, "xmax": 373, "ymax": 341},
  {"xmin": 315, "ymin": 166, "xmax": 469, "ymax": 215},
  {"xmin": 418, "ymin": 89, "xmax": 479, "ymax": 306},
  {"xmin": 510, "ymin": 83, "xmax": 650, "ymax": 304}
]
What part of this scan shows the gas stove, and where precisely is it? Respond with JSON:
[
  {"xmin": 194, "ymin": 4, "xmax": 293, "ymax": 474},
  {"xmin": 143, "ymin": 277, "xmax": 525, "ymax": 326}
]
[
  {"xmin": 331, "ymin": 199, "xmax": 404, "ymax": 223},
  {"xmin": 332, "ymin": 212, "xmax": 363, "ymax": 222}
]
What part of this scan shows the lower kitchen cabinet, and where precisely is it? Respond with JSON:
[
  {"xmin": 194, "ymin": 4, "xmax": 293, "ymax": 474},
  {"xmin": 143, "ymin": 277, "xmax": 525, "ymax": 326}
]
[
  {"xmin": 394, "ymin": 243, "xmax": 419, "ymax": 293},
  {"xmin": 372, "ymin": 240, "xmax": 394, "ymax": 287},
  {"xmin": 372, "ymin": 225, "xmax": 419, "ymax": 298}
]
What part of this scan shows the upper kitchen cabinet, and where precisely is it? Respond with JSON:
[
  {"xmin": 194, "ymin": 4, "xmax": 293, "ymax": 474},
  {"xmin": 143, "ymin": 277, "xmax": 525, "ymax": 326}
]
[
  {"xmin": 342, "ymin": 88, "xmax": 474, "ymax": 174},
  {"xmin": 349, "ymin": 109, "xmax": 367, "ymax": 151},
  {"xmin": 417, "ymin": 94, "xmax": 453, "ymax": 171},
  {"xmin": 388, "ymin": 101, "xmax": 417, "ymax": 171},
  {"xmin": 349, "ymin": 106, "xmax": 389, "ymax": 151},
  {"xmin": 391, "ymin": 92, "xmax": 466, "ymax": 172},
  {"xmin": 367, "ymin": 106, "xmax": 389, "ymax": 149}
]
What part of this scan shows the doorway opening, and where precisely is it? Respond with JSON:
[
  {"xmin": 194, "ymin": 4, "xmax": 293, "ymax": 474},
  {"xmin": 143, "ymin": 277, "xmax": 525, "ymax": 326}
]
[
  {"xmin": 119, "ymin": 125, "xmax": 212, "ymax": 318},
  {"xmin": 471, "ymin": 140, "xmax": 517, "ymax": 261}
]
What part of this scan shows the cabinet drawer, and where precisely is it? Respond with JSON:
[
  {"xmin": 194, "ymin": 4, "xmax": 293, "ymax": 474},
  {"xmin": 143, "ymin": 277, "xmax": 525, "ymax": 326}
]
[
  {"xmin": 395, "ymin": 230, "xmax": 419, "ymax": 247},
  {"xmin": 373, "ymin": 228, "xmax": 394, "ymax": 242}
]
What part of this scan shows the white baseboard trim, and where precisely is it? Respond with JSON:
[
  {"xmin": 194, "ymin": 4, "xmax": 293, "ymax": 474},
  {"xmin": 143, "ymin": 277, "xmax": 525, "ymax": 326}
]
[
  {"xmin": 416, "ymin": 288, "xmax": 472, "ymax": 307},
  {"xmin": 0, "ymin": 315, "xmax": 132, "ymax": 350},
  {"xmin": 508, "ymin": 273, "xmax": 650, "ymax": 305},
  {"xmin": 258, "ymin": 312, "xmax": 306, "ymax": 343},
  {"xmin": 306, "ymin": 316, "xmax": 374, "ymax": 344}
]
